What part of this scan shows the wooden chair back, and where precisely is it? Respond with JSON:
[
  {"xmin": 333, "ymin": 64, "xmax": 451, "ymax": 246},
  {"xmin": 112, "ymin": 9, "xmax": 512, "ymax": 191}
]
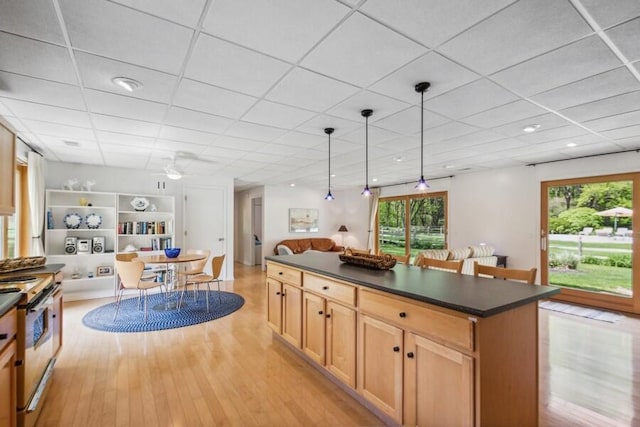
[
  {"xmin": 184, "ymin": 249, "xmax": 211, "ymax": 275},
  {"xmin": 419, "ymin": 258, "xmax": 463, "ymax": 274},
  {"xmin": 115, "ymin": 259, "xmax": 145, "ymax": 289},
  {"xmin": 473, "ymin": 262, "xmax": 537, "ymax": 284},
  {"xmin": 211, "ymin": 254, "xmax": 226, "ymax": 280},
  {"xmin": 116, "ymin": 252, "xmax": 137, "ymax": 261}
]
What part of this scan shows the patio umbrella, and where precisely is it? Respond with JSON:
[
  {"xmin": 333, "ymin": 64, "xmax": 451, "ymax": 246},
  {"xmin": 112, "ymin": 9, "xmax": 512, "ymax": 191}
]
[{"xmin": 596, "ymin": 206, "xmax": 633, "ymax": 231}]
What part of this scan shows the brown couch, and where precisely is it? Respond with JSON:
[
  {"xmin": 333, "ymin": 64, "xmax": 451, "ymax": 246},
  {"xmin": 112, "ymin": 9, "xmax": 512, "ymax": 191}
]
[{"xmin": 273, "ymin": 238, "xmax": 343, "ymax": 255}]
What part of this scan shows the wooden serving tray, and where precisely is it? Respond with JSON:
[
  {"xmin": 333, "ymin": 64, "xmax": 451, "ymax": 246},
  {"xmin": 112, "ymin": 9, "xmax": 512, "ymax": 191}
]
[
  {"xmin": 339, "ymin": 251, "xmax": 397, "ymax": 270},
  {"xmin": 0, "ymin": 256, "xmax": 47, "ymax": 273}
]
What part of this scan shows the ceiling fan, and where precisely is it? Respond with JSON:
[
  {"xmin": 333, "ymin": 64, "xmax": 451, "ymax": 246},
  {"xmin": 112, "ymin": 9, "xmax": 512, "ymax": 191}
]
[{"xmin": 155, "ymin": 151, "xmax": 215, "ymax": 180}]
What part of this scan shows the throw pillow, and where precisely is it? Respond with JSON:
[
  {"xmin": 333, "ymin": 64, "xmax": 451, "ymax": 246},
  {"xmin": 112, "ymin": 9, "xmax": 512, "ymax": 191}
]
[
  {"xmin": 469, "ymin": 245, "xmax": 495, "ymax": 257},
  {"xmin": 448, "ymin": 247, "xmax": 471, "ymax": 260},
  {"xmin": 277, "ymin": 245, "xmax": 294, "ymax": 255},
  {"xmin": 421, "ymin": 249, "xmax": 450, "ymax": 261}
]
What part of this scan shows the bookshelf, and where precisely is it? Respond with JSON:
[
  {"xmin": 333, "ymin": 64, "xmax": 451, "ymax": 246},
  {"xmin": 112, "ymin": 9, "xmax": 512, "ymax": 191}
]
[{"xmin": 116, "ymin": 193, "xmax": 175, "ymax": 254}]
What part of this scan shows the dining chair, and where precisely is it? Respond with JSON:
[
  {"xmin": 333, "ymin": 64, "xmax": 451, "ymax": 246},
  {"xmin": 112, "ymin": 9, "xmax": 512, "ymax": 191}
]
[
  {"xmin": 179, "ymin": 254, "xmax": 225, "ymax": 312},
  {"xmin": 114, "ymin": 259, "xmax": 165, "ymax": 322},
  {"xmin": 473, "ymin": 262, "xmax": 537, "ymax": 284},
  {"xmin": 418, "ymin": 257, "xmax": 463, "ymax": 273},
  {"xmin": 378, "ymin": 251, "xmax": 411, "ymax": 264},
  {"xmin": 177, "ymin": 249, "xmax": 211, "ymax": 296},
  {"xmin": 116, "ymin": 252, "xmax": 159, "ymax": 282}
]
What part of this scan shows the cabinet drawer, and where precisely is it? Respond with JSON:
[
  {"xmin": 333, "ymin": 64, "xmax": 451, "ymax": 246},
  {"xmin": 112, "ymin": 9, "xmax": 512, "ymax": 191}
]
[
  {"xmin": 304, "ymin": 273, "xmax": 356, "ymax": 307},
  {"xmin": 359, "ymin": 290, "xmax": 474, "ymax": 352},
  {"xmin": 267, "ymin": 262, "xmax": 301, "ymax": 286},
  {"xmin": 0, "ymin": 307, "xmax": 17, "ymax": 352}
]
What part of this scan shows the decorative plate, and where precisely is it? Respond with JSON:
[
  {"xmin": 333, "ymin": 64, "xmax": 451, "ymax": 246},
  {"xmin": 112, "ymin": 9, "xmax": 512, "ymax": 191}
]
[
  {"xmin": 63, "ymin": 213, "xmax": 83, "ymax": 229},
  {"xmin": 130, "ymin": 197, "xmax": 149, "ymax": 212},
  {"xmin": 85, "ymin": 213, "xmax": 102, "ymax": 229}
]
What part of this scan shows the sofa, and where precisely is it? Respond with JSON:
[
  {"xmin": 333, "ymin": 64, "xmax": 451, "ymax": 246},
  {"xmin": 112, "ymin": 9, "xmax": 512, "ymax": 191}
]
[
  {"xmin": 414, "ymin": 245, "xmax": 498, "ymax": 275},
  {"xmin": 273, "ymin": 238, "xmax": 344, "ymax": 255}
]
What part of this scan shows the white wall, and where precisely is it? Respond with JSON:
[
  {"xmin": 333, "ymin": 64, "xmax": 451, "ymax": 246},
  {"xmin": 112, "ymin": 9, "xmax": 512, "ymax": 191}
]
[{"xmin": 235, "ymin": 186, "xmax": 264, "ymax": 265}]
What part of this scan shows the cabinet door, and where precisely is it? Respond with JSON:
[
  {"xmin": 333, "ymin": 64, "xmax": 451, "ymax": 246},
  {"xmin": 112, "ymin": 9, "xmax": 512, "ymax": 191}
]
[
  {"xmin": 358, "ymin": 314, "xmax": 403, "ymax": 423},
  {"xmin": 266, "ymin": 278, "xmax": 283, "ymax": 333},
  {"xmin": 326, "ymin": 301, "xmax": 356, "ymax": 388},
  {"xmin": 0, "ymin": 340, "xmax": 17, "ymax": 427},
  {"xmin": 282, "ymin": 283, "xmax": 302, "ymax": 348},
  {"xmin": 52, "ymin": 289, "xmax": 63, "ymax": 357},
  {"xmin": 302, "ymin": 292, "xmax": 325, "ymax": 364},
  {"xmin": 404, "ymin": 332, "xmax": 474, "ymax": 427}
]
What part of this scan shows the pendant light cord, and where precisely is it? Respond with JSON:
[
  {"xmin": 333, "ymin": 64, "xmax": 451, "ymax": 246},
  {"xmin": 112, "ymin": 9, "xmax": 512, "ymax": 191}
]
[
  {"xmin": 328, "ymin": 132, "xmax": 331, "ymax": 190},
  {"xmin": 420, "ymin": 88, "xmax": 424, "ymax": 178},
  {"xmin": 365, "ymin": 114, "xmax": 369, "ymax": 186}
]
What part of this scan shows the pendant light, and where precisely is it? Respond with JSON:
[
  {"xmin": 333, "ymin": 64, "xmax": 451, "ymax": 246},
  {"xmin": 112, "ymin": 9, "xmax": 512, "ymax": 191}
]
[
  {"xmin": 324, "ymin": 127, "xmax": 335, "ymax": 201},
  {"xmin": 361, "ymin": 109, "xmax": 373, "ymax": 197},
  {"xmin": 415, "ymin": 81, "xmax": 431, "ymax": 191}
]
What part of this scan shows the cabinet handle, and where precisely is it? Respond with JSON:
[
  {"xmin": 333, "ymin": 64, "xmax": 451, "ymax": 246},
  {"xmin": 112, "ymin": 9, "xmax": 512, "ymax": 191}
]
[
  {"xmin": 399, "ymin": 312, "xmax": 407, "ymax": 318},
  {"xmin": 407, "ymin": 352, "xmax": 414, "ymax": 358},
  {"xmin": 318, "ymin": 311, "xmax": 323, "ymax": 315},
  {"xmin": 393, "ymin": 346, "xmax": 400, "ymax": 352},
  {"xmin": 53, "ymin": 314, "xmax": 56, "ymax": 318},
  {"xmin": 322, "ymin": 286, "xmax": 329, "ymax": 290},
  {"xmin": 326, "ymin": 314, "xmax": 331, "ymax": 318},
  {"xmin": 278, "ymin": 272, "xmax": 283, "ymax": 275},
  {"xmin": 276, "ymin": 292, "xmax": 281, "ymax": 295},
  {"xmin": 0, "ymin": 333, "xmax": 7, "ymax": 340}
]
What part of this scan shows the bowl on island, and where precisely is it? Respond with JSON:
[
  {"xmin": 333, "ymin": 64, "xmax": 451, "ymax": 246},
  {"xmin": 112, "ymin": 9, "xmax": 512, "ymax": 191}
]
[{"xmin": 164, "ymin": 248, "xmax": 181, "ymax": 258}]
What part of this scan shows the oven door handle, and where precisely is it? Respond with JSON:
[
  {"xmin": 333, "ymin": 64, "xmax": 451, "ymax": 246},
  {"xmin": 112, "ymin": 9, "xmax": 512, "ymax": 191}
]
[{"xmin": 29, "ymin": 291, "xmax": 55, "ymax": 312}]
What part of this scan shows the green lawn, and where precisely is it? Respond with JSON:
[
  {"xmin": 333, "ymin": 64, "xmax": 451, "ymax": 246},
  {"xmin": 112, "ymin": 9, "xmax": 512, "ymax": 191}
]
[{"xmin": 550, "ymin": 263, "xmax": 631, "ymax": 296}]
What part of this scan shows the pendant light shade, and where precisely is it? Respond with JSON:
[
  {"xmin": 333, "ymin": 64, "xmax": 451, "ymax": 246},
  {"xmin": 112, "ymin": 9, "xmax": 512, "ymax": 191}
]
[
  {"xmin": 324, "ymin": 127, "xmax": 335, "ymax": 201},
  {"xmin": 361, "ymin": 109, "xmax": 373, "ymax": 197},
  {"xmin": 415, "ymin": 82, "xmax": 431, "ymax": 191}
]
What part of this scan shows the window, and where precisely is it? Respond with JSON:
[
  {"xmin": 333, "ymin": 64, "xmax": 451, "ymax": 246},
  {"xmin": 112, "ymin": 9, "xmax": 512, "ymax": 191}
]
[
  {"xmin": 376, "ymin": 192, "xmax": 447, "ymax": 262},
  {"xmin": 1, "ymin": 164, "xmax": 28, "ymax": 258}
]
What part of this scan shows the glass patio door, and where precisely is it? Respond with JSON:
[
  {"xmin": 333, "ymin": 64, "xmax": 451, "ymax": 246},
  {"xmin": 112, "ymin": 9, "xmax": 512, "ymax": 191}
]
[{"xmin": 541, "ymin": 173, "xmax": 640, "ymax": 313}]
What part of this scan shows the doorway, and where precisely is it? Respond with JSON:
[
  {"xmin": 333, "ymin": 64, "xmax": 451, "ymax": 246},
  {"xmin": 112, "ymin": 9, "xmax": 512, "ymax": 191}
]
[
  {"xmin": 251, "ymin": 197, "xmax": 263, "ymax": 266},
  {"xmin": 541, "ymin": 173, "xmax": 639, "ymax": 313}
]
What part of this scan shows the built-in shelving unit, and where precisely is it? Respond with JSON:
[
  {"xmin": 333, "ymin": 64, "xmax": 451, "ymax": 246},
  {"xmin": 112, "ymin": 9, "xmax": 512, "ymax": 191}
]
[{"xmin": 45, "ymin": 190, "xmax": 175, "ymax": 301}]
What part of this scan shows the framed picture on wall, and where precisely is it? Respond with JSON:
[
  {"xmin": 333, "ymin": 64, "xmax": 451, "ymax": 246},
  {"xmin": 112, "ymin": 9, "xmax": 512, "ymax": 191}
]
[{"xmin": 289, "ymin": 208, "xmax": 319, "ymax": 233}]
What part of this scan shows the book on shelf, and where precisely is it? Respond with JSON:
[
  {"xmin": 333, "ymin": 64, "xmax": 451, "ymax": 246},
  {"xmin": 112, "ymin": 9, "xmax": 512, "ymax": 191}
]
[{"xmin": 118, "ymin": 220, "xmax": 173, "ymax": 235}]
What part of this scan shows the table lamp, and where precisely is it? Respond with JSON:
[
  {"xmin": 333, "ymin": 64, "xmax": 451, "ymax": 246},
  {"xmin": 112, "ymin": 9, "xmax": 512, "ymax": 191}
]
[{"xmin": 338, "ymin": 225, "xmax": 348, "ymax": 246}]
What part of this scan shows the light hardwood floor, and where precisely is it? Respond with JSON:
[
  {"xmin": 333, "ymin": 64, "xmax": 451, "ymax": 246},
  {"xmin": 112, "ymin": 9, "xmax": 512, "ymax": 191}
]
[{"xmin": 36, "ymin": 263, "xmax": 640, "ymax": 426}]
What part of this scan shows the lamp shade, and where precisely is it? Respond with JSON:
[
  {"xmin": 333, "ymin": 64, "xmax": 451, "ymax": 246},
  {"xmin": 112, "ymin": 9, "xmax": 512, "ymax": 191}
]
[{"xmin": 338, "ymin": 225, "xmax": 348, "ymax": 232}]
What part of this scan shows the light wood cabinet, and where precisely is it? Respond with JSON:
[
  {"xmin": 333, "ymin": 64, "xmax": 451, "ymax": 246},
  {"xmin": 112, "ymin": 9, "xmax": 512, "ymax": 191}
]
[
  {"xmin": 266, "ymin": 262, "xmax": 302, "ymax": 349},
  {"xmin": 266, "ymin": 278, "xmax": 283, "ymax": 333},
  {"xmin": 302, "ymin": 292, "xmax": 325, "ymax": 364},
  {"xmin": 404, "ymin": 332, "xmax": 473, "ymax": 427},
  {"xmin": 325, "ymin": 301, "xmax": 356, "ymax": 387},
  {"xmin": 0, "ymin": 123, "xmax": 15, "ymax": 216},
  {"xmin": 281, "ymin": 283, "xmax": 302, "ymax": 348},
  {"xmin": 52, "ymin": 288, "xmax": 63, "ymax": 357},
  {"xmin": 0, "ymin": 307, "xmax": 17, "ymax": 427}
]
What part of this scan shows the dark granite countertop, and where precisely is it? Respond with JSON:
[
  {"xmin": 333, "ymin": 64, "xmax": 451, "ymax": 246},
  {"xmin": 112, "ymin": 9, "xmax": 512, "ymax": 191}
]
[
  {"xmin": 0, "ymin": 293, "xmax": 22, "ymax": 317},
  {"xmin": 266, "ymin": 253, "xmax": 559, "ymax": 318},
  {"xmin": 0, "ymin": 263, "xmax": 65, "ymax": 279}
]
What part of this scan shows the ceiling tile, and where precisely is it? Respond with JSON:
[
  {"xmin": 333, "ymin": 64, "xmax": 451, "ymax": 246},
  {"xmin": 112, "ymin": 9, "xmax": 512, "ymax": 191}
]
[
  {"xmin": 0, "ymin": 101, "xmax": 13, "ymax": 117},
  {"xmin": 373, "ymin": 107, "xmax": 448, "ymax": 135},
  {"xmin": 185, "ymin": 34, "xmax": 291, "ymax": 97},
  {"xmin": 492, "ymin": 113, "xmax": 573, "ymax": 137},
  {"xmin": 0, "ymin": 71, "xmax": 85, "ymax": 110},
  {"xmin": 443, "ymin": 130, "xmax": 509, "ymax": 149},
  {"xmin": 198, "ymin": 145, "xmax": 247, "ymax": 160},
  {"xmin": 96, "ymin": 131, "xmax": 155, "ymax": 146},
  {"xmin": 2, "ymin": 116, "xmax": 27, "ymax": 132},
  {"xmin": 461, "ymin": 100, "xmax": 547, "ymax": 129},
  {"xmin": 600, "ymin": 125, "xmax": 640, "ymax": 140},
  {"xmin": 439, "ymin": 0, "xmax": 592, "ymax": 74},
  {"xmin": 21, "ymin": 119, "xmax": 96, "ymax": 140},
  {"xmin": 516, "ymin": 125, "xmax": 590, "ymax": 144},
  {"xmin": 153, "ymin": 139, "xmax": 208, "ymax": 156},
  {"xmin": 583, "ymin": 110, "xmax": 640, "ymax": 132},
  {"xmin": 242, "ymin": 100, "xmax": 317, "ymax": 129},
  {"xmin": 301, "ymin": 12, "xmax": 425, "ymax": 87},
  {"xmin": 75, "ymin": 52, "xmax": 178, "ymax": 104},
  {"xmin": 209, "ymin": 135, "xmax": 269, "ymax": 152},
  {"xmin": 0, "ymin": 33, "xmax": 77, "ymax": 85},
  {"xmin": 274, "ymin": 131, "xmax": 326, "ymax": 149},
  {"xmin": 530, "ymin": 67, "xmax": 640, "ymax": 110},
  {"xmin": 165, "ymin": 107, "xmax": 233, "ymax": 134},
  {"xmin": 423, "ymin": 79, "xmax": 518, "ymax": 119},
  {"xmin": 295, "ymin": 114, "xmax": 361, "ymax": 136},
  {"xmin": 422, "ymin": 121, "xmax": 480, "ymax": 142},
  {"xmin": 326, "ymin": 91, "xmax": 411, "ymax": 123},
  {"xmin": 560, "ymin": 91, "xmax": 640, "ymax": 123},
  {"xmin": 111, "ymin": 0, "xmax": 207, "ymax": 28},
  {"xmin": 340, "ymin": 125, "xmax": 402, "ymax": 145},
  {"xmin": 158, "ymin": 126, "xmax": 217, "ymax": 145},
  {"xmin": 266, "ymin": 68, "xmax": 359, "ymax": 112},
  {"xmin": 369, "ymin": 52, "xmax": 480, "ymax": 104},
  {"xmin": 580, "ymin": 0, "xmax": 640, "ymax": 29},
  {"xmin": 492, "ymin": 36, "xmax": 622, "ymax": 97},
  {"xmin": 613, "ymin": 136, "xmax": 640, "ymax": 149},
  {"xmin": 173, "ymin": 79, "xmax": 257, "ymax": 119},
  {"xmin": 0, "ymin": 0, "xmax": 66, "ymax": 44},
  {"xmin": 224, "ymin": 121, "xmax": 288, "ymax": 141},
  {"xmin": 606, "ymin": 17, "xmax": 640, "ymax": 62},
  {"xmin": 59, "ymin": 0, "xmax": 193, "ymax": 74},
  {"xmin": 360, "ymin": 0, "xmax": 516, "ymax": 48},
  {"xmin": 85, "ymin": 89, "xmax": 167, "ymax": 123},
  {"xmin": 91, "ymin": 114, "xmax": 161, "ymax": 137},
  {"xmin": 0, "ymin": 98, "xmax": 91, "ymax": 128},
  {"xmin": 202, "ymin": 0, "xmax": 349, "ymax": 62},
  {"xmin": 558, "ymin": 141, "xmax": 625, "ymax": 157}
]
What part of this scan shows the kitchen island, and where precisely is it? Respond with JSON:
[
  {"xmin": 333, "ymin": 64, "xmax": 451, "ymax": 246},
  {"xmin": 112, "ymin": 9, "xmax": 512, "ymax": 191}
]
[{"xmin": 265, "ymin": 252, "xmax": 558, "ymax": 426}]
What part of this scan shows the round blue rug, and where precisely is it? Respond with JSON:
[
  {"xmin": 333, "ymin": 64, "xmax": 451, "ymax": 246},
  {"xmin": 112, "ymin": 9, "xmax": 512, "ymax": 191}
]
[{"xmin": 82, "ymin": 290, "xmax": 244, "ymax": 333}]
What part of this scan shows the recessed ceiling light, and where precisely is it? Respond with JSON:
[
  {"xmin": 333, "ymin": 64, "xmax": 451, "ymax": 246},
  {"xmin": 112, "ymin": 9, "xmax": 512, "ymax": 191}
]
[
  {"xmin": 523, "ymin": 124, "xmax": 541, "ymax": 133},
  {"xmin": 63, "ymin": 140, "xmax": 80, "ymax": 147},
  {"xmin": 566, "ymin": 142, "xmax": 577, "ymax": 147},
  {"xmin": 111, "ymin": 76, "xmax": 143, "ymax": 92},
  {"xmin": 330, "ymin": 173, "xmax": 336, "ymax": 178},
  {"xmin": 443, "ymin": 164, "xmax": 454, "ymax": 169},
  {"xmin": 289, "ymin": 183, "xmax": 295, "ymax": 187},
  {"xmin": 372, "ymin": 178, "xmax": 378, "ymax": 182},
  {"xmin": 394, "ymin": 156, "xmax": 403, "ymax": 162}
]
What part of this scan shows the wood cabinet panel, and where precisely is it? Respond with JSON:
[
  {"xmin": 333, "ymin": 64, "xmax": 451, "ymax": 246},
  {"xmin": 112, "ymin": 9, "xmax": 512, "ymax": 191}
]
[
  {"xmin": 304, "ymin": 273, "xmax": 355, "ymax": 306},
  {"xmin": 0, "ymin": 124, "xmax": 15, "ymax": 216},
  {"xmin": 0, "ymin": 340, "xmax": 17, "ymax": 427},
  {"xmin": 266, "ymin": 263, "xmax": 301, "ymax": 286},
  {"xmin": 266, "ymin": 278, "xmax": 282, "ymax": 333},
  {"xmin": 326, "ymin": 301, "xmax": 356, "ymax": 388},
  {"xmin": 404, "ymin": 332, "xmax": 474, "ymax": 426},
  {"xmin": 360, "ymin": 289, "xmax": 474, "ymax": 352},
  {"xmin": 0, "ymin": 307, "xmax": 17, "ymax": 353},
  {"xmin": 282, "ymin": 283, "xmax": 302, "ymax": 348},
  {"xmin": 52, "ymin": 288, "xmax": 63, "ymax": 357},
  {"xmin": 302, "ymin": 292, "xmax": 325, "ymax": 364},
  {"xmin": 358, "ymin": 314, "xmax": 403, "ymax": 423}
]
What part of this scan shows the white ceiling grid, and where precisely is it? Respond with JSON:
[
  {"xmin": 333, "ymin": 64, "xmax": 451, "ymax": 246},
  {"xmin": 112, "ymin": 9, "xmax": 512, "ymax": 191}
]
[{"xmin": 0, "ymin": 0, "xmax": 638, "ymax": 191}]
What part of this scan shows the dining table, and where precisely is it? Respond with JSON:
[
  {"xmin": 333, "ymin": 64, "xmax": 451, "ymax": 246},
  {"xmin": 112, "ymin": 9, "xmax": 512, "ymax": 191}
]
[{"xmin": 136, "ymin": 253, "xmax": 207, "ymax": 310}]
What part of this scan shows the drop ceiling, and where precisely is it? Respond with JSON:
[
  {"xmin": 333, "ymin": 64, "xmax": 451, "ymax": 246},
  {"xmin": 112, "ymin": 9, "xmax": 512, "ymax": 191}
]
[{"xmin": 1, "ymin": 0, "xmax": 639, "ymax": 191}]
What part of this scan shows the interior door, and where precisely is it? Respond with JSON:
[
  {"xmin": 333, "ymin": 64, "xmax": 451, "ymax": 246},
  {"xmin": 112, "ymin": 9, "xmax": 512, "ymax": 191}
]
[
  {"xmin": 541, "ymin": 173, "xmax": 639, "ymax": 313},
  {"xmin": 183, "ymin": 186, "xmax": 226, "ymax": 276}
]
